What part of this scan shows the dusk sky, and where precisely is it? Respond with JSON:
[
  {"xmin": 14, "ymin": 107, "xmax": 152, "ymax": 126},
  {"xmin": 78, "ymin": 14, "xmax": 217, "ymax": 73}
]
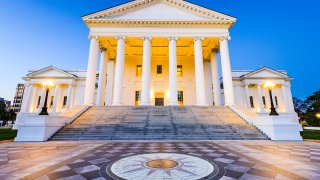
[{"xmin": 0, "ymin": 0, "xmax": 319, "ymax": 102}]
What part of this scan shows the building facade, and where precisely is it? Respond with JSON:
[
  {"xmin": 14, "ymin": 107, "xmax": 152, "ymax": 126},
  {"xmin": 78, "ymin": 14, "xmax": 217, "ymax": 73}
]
[
  {"xmin": 19, "ymin": 66, "xmax": 295, "ymax": 115},
  {"xmin": 11, "ymin": 84, "xmax": 25, "ymax": 113}
]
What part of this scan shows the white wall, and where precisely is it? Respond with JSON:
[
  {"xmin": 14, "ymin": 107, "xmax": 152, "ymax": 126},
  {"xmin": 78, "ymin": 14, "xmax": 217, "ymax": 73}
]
[{"xmin": 122, "ymin": 55, "xmax": 197, "ymax": 106}]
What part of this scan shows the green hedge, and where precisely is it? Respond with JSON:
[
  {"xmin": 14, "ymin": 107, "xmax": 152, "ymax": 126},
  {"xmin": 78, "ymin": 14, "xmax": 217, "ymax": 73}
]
[
  {"xmin": 301, "ymin": 129, "xmax": 320, "ymax": 140},
  {"xmin": 0, "ymin": 128, "xmax": 17, "ymax": 140}
]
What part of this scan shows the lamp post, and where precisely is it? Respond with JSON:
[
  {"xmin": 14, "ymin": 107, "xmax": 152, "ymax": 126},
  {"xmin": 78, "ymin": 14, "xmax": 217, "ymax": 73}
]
[
  {"xmin": 39, "ymin": 81, "xmax": 54, "ymax": 115},
  {"xmin": 263, "ymin": 81, "xmax": 279, "ymax": 116}
]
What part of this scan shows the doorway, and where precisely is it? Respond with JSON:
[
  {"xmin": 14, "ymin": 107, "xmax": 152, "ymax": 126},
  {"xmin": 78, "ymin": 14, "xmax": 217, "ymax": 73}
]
[{"xmin": 155, "ymin": 93, "xmax": 164, "ymax": 106}]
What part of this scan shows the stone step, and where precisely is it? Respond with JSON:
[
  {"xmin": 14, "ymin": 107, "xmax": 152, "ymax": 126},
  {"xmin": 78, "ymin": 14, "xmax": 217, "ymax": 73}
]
[{"xmin": 50, "ymin": 106, "xmax": 269, "ymax": 140}]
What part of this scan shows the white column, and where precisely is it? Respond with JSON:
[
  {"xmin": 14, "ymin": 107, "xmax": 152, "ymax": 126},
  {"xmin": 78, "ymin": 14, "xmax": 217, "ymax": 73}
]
[
  {"xmin": 51, "ymin": 84, "xmax": 61, "ymax": 113},
  {"xmin": 244, "ymin": 84, "xmax": 251, "ymax": 108},
  {"xmin": 210, "ymin": 50, "xmax": 222, "ymax": 106},
  {"xmin": 204, "ymin": 61, "xmax": 213, "ymax": 105},
  {"xmin": 141, "ymin": 36, "xmax": 151, "ymax": 105},
  {"xmin": 169, "ymin": 37, "xmax": 178, "ymax": 105},
  {"xmin": 37, "ymin": 86, "xmax": 46, "ymax": 112},
  {"xmin": 257, "ymin": 84, "xmax": 265, "ymax": 113},
  {"xmin": 194, "ymin": 37, "xmax": 207, "ymax": 106},
  {"xmin": 105, "ymin": 60, "xmax": 115, "ymax": 106},
  {"xmin": 112, "ymin": 36, "xmax": 126, "ymax": 106},
  {"xmin": 96, "ymin": 49, "xmax": 108, "ymax": 106},
  {"xmin": 66, "ymin": 83, "xmax": 73, "ymax": 110},
  {"xmin": 286, "ymin": 84, "xmax": 295, "ymax": 112},
  {"xmin": 281, "ymin": 84, "xmax": 289, "ymax": 112},
  {"xmin": 83, "ymin": 35, "xmax": 99, "ymax": 105},
  {"xmin": 220, "ymin": 36, "xmax": 235, "ymax": 106},
  {"xmin": 21, "ymin": 83, "xmax": 33, "ymax": 113}
]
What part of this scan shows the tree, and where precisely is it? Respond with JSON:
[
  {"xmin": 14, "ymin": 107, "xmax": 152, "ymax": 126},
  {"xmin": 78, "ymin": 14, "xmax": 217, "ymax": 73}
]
[
  {"xmin": 305, "ymin": 89, "xmax": 320, "ymax": 126},
  {"xmin": 0, "ymin": 101, "xmax": 16, "ymax": 126},
  {"xmin": 293, "ymin": 97, "xmax": 309, "ymax": 114}
]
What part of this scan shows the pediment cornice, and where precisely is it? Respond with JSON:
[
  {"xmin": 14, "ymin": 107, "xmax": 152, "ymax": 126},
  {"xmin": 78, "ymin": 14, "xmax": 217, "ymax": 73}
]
[
  {"xmin": 26, "ymin": 66, "xmax": 78, "ymax": 79},
  {"xmin": 83, "ymin": 0, "xmax": 236, "ymax": 27},
  {"xmin": 239, "ymin": 67, "xmax": 290, "ymax": 80}
]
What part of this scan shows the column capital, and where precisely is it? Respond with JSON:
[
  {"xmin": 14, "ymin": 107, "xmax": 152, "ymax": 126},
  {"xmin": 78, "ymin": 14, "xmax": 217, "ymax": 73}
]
[
  {"xmin": 211, "ymin": 48, "xmax": 219, "ymax": 53},
  {"xmin": 281, "ymin": 83, "xmax": 290, "ymax": 87},
  {"xmin": 194, "ymin": 36, "xmax": 204, "ymax": 41},
  {"xmin": 220, "ymin": 36, "xmax": 231, "ymax": 41},
  {"xmin": 24, "ymin": 83, "xmax": 32, "ymax": 87},
  {"xmin": 168, "ymin": 36, "xmax": 178, "ymax": 41},
  {"xmin": 100, "ymin": 47, "xmax": 107, "ymax": 52},
  {"xmin": 142, "ymin": 36, "xmax": 152, "ymax": 41},
  {"xmin": 88, "ymin": 35, "xmax": 99, "ymax": 40},
  {"xmin": 256, "ymin": 83, "xmax": 263, "ymax": 87},
  {"xmin": 243, "ymin": 83, "xmax": 250, "ymax": 87},
  {"xmin": 115, "ymin": 36, "xmax": 126, "ymax": 40}
]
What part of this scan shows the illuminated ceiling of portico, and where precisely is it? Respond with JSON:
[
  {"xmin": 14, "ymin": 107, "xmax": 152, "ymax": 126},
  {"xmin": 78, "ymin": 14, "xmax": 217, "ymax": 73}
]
[{"xmin": 99, "ymin": 37, "xmax": 219, "ymax": 60}]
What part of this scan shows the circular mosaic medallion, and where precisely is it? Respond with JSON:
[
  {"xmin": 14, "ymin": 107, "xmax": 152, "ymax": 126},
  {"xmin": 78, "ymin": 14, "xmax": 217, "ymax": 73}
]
[{"xmin": 102, "ymin": 153, "xmax": 223, "ymax": 180}]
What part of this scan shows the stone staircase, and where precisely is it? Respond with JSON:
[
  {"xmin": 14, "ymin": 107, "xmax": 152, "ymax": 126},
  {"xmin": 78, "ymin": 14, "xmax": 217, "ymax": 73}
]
[{"xmin": 50, "ymin": 106, "xmax": 269, "ymax": 141}]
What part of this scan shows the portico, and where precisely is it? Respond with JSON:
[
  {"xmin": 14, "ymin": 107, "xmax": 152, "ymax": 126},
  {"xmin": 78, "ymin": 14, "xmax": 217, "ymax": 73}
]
[
  {"xmin": 19, "ymin": 66, "xmax": 77, "ymax": 114},
  {"xmin": 81, "ymin": 0, "xmax": 237, "ymax": 107},
  {"xmin": 83, "ymin": 35, "xmax": 234, "ymax": 106}
]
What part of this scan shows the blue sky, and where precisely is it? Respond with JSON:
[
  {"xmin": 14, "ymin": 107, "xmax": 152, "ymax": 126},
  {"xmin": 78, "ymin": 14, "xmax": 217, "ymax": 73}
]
[{"xmin": 0, "ymin": 0, "xmax": 319, "ymax": 102}]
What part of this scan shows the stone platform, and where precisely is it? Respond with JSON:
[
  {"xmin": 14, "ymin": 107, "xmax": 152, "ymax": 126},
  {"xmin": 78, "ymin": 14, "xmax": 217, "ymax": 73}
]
[{"xmin": 51, "ymin": 106, "xmax": 269, "ymax": 141}]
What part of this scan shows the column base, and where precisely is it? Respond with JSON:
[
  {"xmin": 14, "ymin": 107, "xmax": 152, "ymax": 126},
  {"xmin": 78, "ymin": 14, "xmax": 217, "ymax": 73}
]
[
  {"xmin": 169, "ymin": 102, "xmax": 179, "ymax": 106},
  {"xmin": 196, "ymin": 103, "xmax": 208, "ymax": 106},
  {"xmin": 83, "ymin": 102, "xmax": 94, "ymax": 106},
  {"xmin": 140, "ymin": 102, "xmax": 151, "ymax": 106},
  {"xmin": 112, "ymin": 103, "xmax": 123, "ymax": 106}
]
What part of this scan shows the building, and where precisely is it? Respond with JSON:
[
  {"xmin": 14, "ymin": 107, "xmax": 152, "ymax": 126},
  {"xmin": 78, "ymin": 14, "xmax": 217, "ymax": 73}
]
[
  {"xmin": 14, "ymin": 0, "xmax": 302, "ymax": 141},
  {"xmin": 19, "ymin": 66, "xmax": 295, "ymax": 115},
  {"xmin": 0, "ymin": 97, "xmax": 11, "ymax": 111},
  {"xmin": 11, "ymin": 84, "xmax": 25, "ymax": 113}
]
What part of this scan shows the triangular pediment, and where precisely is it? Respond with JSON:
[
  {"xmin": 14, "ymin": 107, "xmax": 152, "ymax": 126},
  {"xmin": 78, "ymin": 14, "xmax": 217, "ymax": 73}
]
[
  {"xmin": 83, "ymin": 0, "xmax": 236, "ymax": 23},
  {"xmin": 242, "ymin": 67, "xmax": 289, "ymax": 79},
  {"xmin": 27, "ymin": 66, "xmax": 77, "ymax": 78}
]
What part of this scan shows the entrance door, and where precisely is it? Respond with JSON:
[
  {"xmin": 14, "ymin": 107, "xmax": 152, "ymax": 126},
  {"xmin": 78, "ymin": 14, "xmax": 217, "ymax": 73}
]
[{"xmin": 155, "ymin": 93, "xmax": 164, "ymax": 106}]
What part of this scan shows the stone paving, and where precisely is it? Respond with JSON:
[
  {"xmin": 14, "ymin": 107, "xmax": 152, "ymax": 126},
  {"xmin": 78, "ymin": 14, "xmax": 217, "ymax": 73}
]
[{"xmin": 0, "ymin": 140, "xmax": 319, "ymax": 179}]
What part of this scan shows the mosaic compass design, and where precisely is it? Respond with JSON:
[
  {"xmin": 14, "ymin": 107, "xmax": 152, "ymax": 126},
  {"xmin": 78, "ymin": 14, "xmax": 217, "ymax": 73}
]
[{"xmin": 104, "ymin": 153, "xmax": 221, "ymax": 180}]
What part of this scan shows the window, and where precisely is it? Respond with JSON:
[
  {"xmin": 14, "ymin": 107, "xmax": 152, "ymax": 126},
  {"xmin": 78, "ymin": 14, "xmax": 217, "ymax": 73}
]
[
  {"xmin": 136, "ymin": 65, "xmax": 142, "ymax": 76},
  {"xmin": 156, "ymin": 65, "xmax": 162, "ymax": 77},
  {"xmin": 275, "ymin": 96, "xmax": 279, "ymax": 107},
  {"xmin": 178, "ymin": 91, "xmax": 184, "ymax": 106},
  {"xmin": 262, "ymin": 96, "xmax": 266, "ymax": 107},
  {"xmin": 37, "ymin": 96, "xmax": 41, "ymax": 108},
  {"xmin": 62, "ymin": 96, "xmax": 67, "ymax": 108},
  {"xmin": 135, "ymin": 91, "xmax": 141, "ymax": 106},
  {"xmin": 249, "ymin": 96, "xmax": 254, "ymax": 108},
  {"xmin": 50, "ymin": 96, "xmax": 54, "ymax": 108},
  {"xmin": 177, "ymin": 65, "xmax": 183, "ymax": 77}
]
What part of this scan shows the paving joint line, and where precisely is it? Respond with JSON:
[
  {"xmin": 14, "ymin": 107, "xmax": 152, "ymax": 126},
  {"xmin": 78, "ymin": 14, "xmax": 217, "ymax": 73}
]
[
  {"xmin": 210, "ymin": 142, "xmax": 307, "ymax": 180},
  {"xmin": 20, "ymin": 143, "xmax": 106, "ymax": 180}
]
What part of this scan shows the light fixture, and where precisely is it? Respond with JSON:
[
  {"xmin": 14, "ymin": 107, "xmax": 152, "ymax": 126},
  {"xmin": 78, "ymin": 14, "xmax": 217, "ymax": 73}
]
[
  {"xmin": 39, "ymin": 80, "xmax": 55, "ymax": 115},
  {"xmin": 263, "ymin": 81, "xmax": 279, "ymax": 116}
]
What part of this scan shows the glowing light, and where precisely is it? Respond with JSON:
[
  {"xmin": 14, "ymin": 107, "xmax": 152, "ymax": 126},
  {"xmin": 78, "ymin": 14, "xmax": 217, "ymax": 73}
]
[
  {"xmin": 263, "ymin": 81, "xmax": 275, "ymax": 89},
  {"xmin": 316, "ymin": 113, "xmax": 320, "ymax": 119},
  {"xmin": 42, "ymin": 80, "xmax": 55, "ymax": 87}
]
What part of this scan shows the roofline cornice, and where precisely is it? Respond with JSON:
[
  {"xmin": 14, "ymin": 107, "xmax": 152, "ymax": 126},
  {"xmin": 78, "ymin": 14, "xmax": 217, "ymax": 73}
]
[{"xmin": 83, "ymin": 0, "xmax": 236, "ymax": 24}]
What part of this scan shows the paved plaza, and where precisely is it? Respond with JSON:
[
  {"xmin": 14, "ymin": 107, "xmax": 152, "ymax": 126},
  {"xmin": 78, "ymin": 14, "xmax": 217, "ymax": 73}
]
[{"xmin": 0, "ymin": 140, "xmax": 319, "ymax": 180}]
